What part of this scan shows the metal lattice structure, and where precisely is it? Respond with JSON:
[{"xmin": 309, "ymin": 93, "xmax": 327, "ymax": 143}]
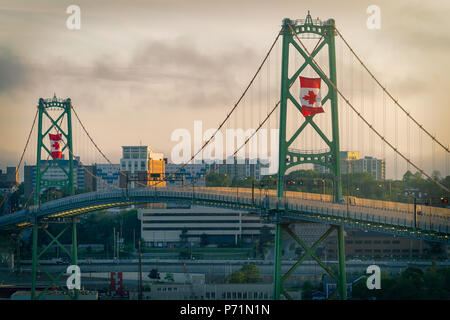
[
  {"xmin": 31, "ymin": 96, "xmax": 78, "ymax": 300},
  {"xmin": 273, "ymin": 14, "xmax": 346, "ymax": 300}
]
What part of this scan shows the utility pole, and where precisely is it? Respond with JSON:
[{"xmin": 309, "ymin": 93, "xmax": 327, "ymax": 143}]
[
  {"xmin": 251, "ymin": 179, "xmax": 255, "ymax": 205},
  {"xmin": 413, "ymin": 197, "xmax": 417, "ymax": 229},
  {"xmin": 138, "ymin": 239, "xmax": 143, "ymax": 300},
  {"xmin": 117, "ymin": 231, "xmax": 120, "ymax": 260},
  {"xmin": 113, "ymin": 227, "xmax": 116, "ymax": 259}
]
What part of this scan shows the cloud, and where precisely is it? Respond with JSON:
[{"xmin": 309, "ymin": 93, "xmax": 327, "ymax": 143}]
[
  {"xmin": 0, "ymin": 37, "xmax": 260, "ymax": 112},
  {"xmin": 0, "ymin": 48, "xmax": 29, "ymax": 94}
]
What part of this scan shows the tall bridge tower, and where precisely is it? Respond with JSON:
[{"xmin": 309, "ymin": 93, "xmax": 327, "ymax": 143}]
[
  {"xmin": 31, "ymin": 95, "xmax": 79, "ymax": 300},
  {"xmin": 273, "ymin": 13, "xmax": 346, "ymax": 300},
  {"xmin": 35, "ymin": 95, "xmax": 75, "ymax": 202}
]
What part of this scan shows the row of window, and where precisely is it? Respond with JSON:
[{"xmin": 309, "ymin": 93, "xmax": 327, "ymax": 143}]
[
  {"xmin": 353, "ymin": 249, "xmax": 419, "ymax": 253},
  {"xmin": 152, "ymin": 288, "xmax": 269, "ymax": 300},
  {"xmin": 346, "ymin": 240, "xmax": 401, "ymax": 245},
  {"xmin": 327, "ymin": 248, "xmax": 420, "ymax": 253}
]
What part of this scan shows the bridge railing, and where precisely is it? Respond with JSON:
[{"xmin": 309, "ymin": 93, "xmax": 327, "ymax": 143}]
[{"xmin": 1, "ymin": 186, "xmax": 448, "ymax": 236}]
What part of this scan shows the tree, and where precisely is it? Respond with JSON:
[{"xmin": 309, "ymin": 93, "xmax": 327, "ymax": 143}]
[
  {"xmin": 206, "ymin": 173, "xmax": 231, "ymax": 187},
  {"xmin": 148, "ymin": 269, "xmax": 160, "ymax": 279},
  {"xmin": 164, "ymin": 272, "xmax": 175, "ymax": 282},
  {"xmin": 301, "ymin": 280, "xmax": 315, "ymax": 300},
  {"xmin": 259, "ymin": 225, "xmax": 272, "ymax": 246},
  {"xmin": 228, "ymin": 263, "xmax": 261, "ymax": 283}
]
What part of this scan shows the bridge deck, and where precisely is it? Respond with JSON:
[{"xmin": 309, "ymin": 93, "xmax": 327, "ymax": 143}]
[{"xmin": 0, "ymin": 187, "xmax": 448, "ymax": 242}]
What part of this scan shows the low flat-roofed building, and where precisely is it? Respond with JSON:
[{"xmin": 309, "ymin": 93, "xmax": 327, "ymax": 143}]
[{"xmin": 139, "ymin": 205, "xmax": 271, "ymax": 246}]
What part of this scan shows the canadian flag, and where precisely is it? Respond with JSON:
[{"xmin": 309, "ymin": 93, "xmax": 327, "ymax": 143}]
[
  {"xmin": 49, "ymin": 133, "xmax": 62, "ymax": 159},
  {"xmin": 299, "ymin": 76, "xmax": 324, "ymax": 117}
]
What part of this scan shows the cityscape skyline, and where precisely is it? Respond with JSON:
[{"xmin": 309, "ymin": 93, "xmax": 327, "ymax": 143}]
[{"xmin": 0, "ymin": 1, "xmax": 449, "ymax": 181}]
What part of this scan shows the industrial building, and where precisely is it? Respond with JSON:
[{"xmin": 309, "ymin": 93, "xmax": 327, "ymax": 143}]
[
  {"xmin": 129, "ymin": 283, "xmax": 279, "ymax": 300},
  {"xmin": 324, "ymin": 229, "xmax": 424, "ymax": 259}
]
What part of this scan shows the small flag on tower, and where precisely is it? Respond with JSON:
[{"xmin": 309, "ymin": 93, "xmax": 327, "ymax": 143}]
[
  {"xmin": 49, "ymin": 133, "xmax": 62, "ymax": 159},
  {"xmin": 299, "ymin": 76, "xmax": 324, "ymax": 117}
]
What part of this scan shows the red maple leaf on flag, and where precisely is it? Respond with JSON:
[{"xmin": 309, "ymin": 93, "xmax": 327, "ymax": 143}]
[
  {"xmin": 52, "ymin": 142, "xmax": 60, "ymax": 149},
  {"xmin": 302, "ymin": 90, "xmax": 317, "ymax": 105}
]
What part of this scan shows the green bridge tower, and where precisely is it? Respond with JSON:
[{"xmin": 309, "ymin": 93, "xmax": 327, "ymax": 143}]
[
  {"xmin": 273, "ymin": 13, "xmax": 346, "ymax": 300},
  {"xmin": 31, "ymin": 95, "xmax": 79, "ymax": 300}
]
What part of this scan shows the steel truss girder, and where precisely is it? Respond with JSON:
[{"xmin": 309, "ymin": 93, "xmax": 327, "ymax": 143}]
[
  {"xmin": 279, "ymin": 224, "xmax": 347, "ymax": 300},
  {"xmin": 31, "ymin": 218, "xmax": 79, "ymax": 300}
]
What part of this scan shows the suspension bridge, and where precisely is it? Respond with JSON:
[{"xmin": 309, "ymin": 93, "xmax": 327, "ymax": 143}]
[{"xmin": 0, "ymin": 13, "xmax": 449, "ymax": 300}]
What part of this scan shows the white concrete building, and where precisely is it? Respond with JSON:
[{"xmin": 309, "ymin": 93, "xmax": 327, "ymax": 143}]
[
  {"xmin": 139, "ymin": 205, "xmax": 270, "ymax": 246},
  {"xmin": 120, "ymin": 146, "xmax": 151, "ymax": 173}
]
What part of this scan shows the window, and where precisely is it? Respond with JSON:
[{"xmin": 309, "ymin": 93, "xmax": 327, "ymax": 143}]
[
  {"xmin": 374, "ymin": 240, "xmax": 381, "ymax": 244},
  {"xmin": 364, "ymin": 240, "xmax": 371, "ymax": 244},
  {"xmin": 392, "ymin": 240, "xmax": 400, "ymax": 244},
  {"xmin": 355, "ymin": 240, "xmax": 362, "ymax": 244},
  {"xmin": 383, "ymin": 240, "xmax": 390, "ymax": 244}
]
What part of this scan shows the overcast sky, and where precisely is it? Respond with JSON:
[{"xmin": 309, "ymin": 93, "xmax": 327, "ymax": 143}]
[{"xmin": 0, "ymin": 0, "xmax": 449, "ymax": 178}]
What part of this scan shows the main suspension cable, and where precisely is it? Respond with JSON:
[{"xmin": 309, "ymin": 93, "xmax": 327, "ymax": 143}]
[
  {"xmin": 0, "ymin": 109, "xmax": 38, "ymax": 210},
  {"xmin": 335, "ymin": 27, "xmax": 449, "ymax": 154},
  {"xmin": 288, "ymin": 24, "xmax": 449, "ymax": 193},
  {"xmin": 161, "ymin": 29, "xmax": 282, "ymax": 184}
]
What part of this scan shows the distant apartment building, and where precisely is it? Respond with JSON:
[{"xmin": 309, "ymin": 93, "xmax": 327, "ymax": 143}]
[
  {"xmin": 324, "ymin": 229, "xmax": 424, "ymax": 259},
  {"xmin": 95, "ymin": 164, "xmax": 120, "ymax": 191},
  {"xmin": 165, "ymin": 163, "xmax": 207, "ymax": 187},
  {"xmin": 0, "ymin": 167, "xmax": 18, "ymax": 193},
  {"xmin": 24, "ymin": 157, "xmax": 95, "ymax": 198},
  {"xmin": 204, "ymin": 157, "xmax": 267, "ymax": 181},
  {"xmin": 314, "ymin": 151, "xmax": 385, "ymax": 180},
  {"xmin": 139, "ymin": 205, "xmax": 272, "ymax": 246},
  {"xmin": 119, "ymin": 146, "xmax": 166, "ymax": 188}
]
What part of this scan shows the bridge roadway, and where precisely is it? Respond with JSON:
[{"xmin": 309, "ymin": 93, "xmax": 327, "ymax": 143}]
[{"xmin": 0, "ymin": 187, "xmax": 448, "ymax": 242}]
